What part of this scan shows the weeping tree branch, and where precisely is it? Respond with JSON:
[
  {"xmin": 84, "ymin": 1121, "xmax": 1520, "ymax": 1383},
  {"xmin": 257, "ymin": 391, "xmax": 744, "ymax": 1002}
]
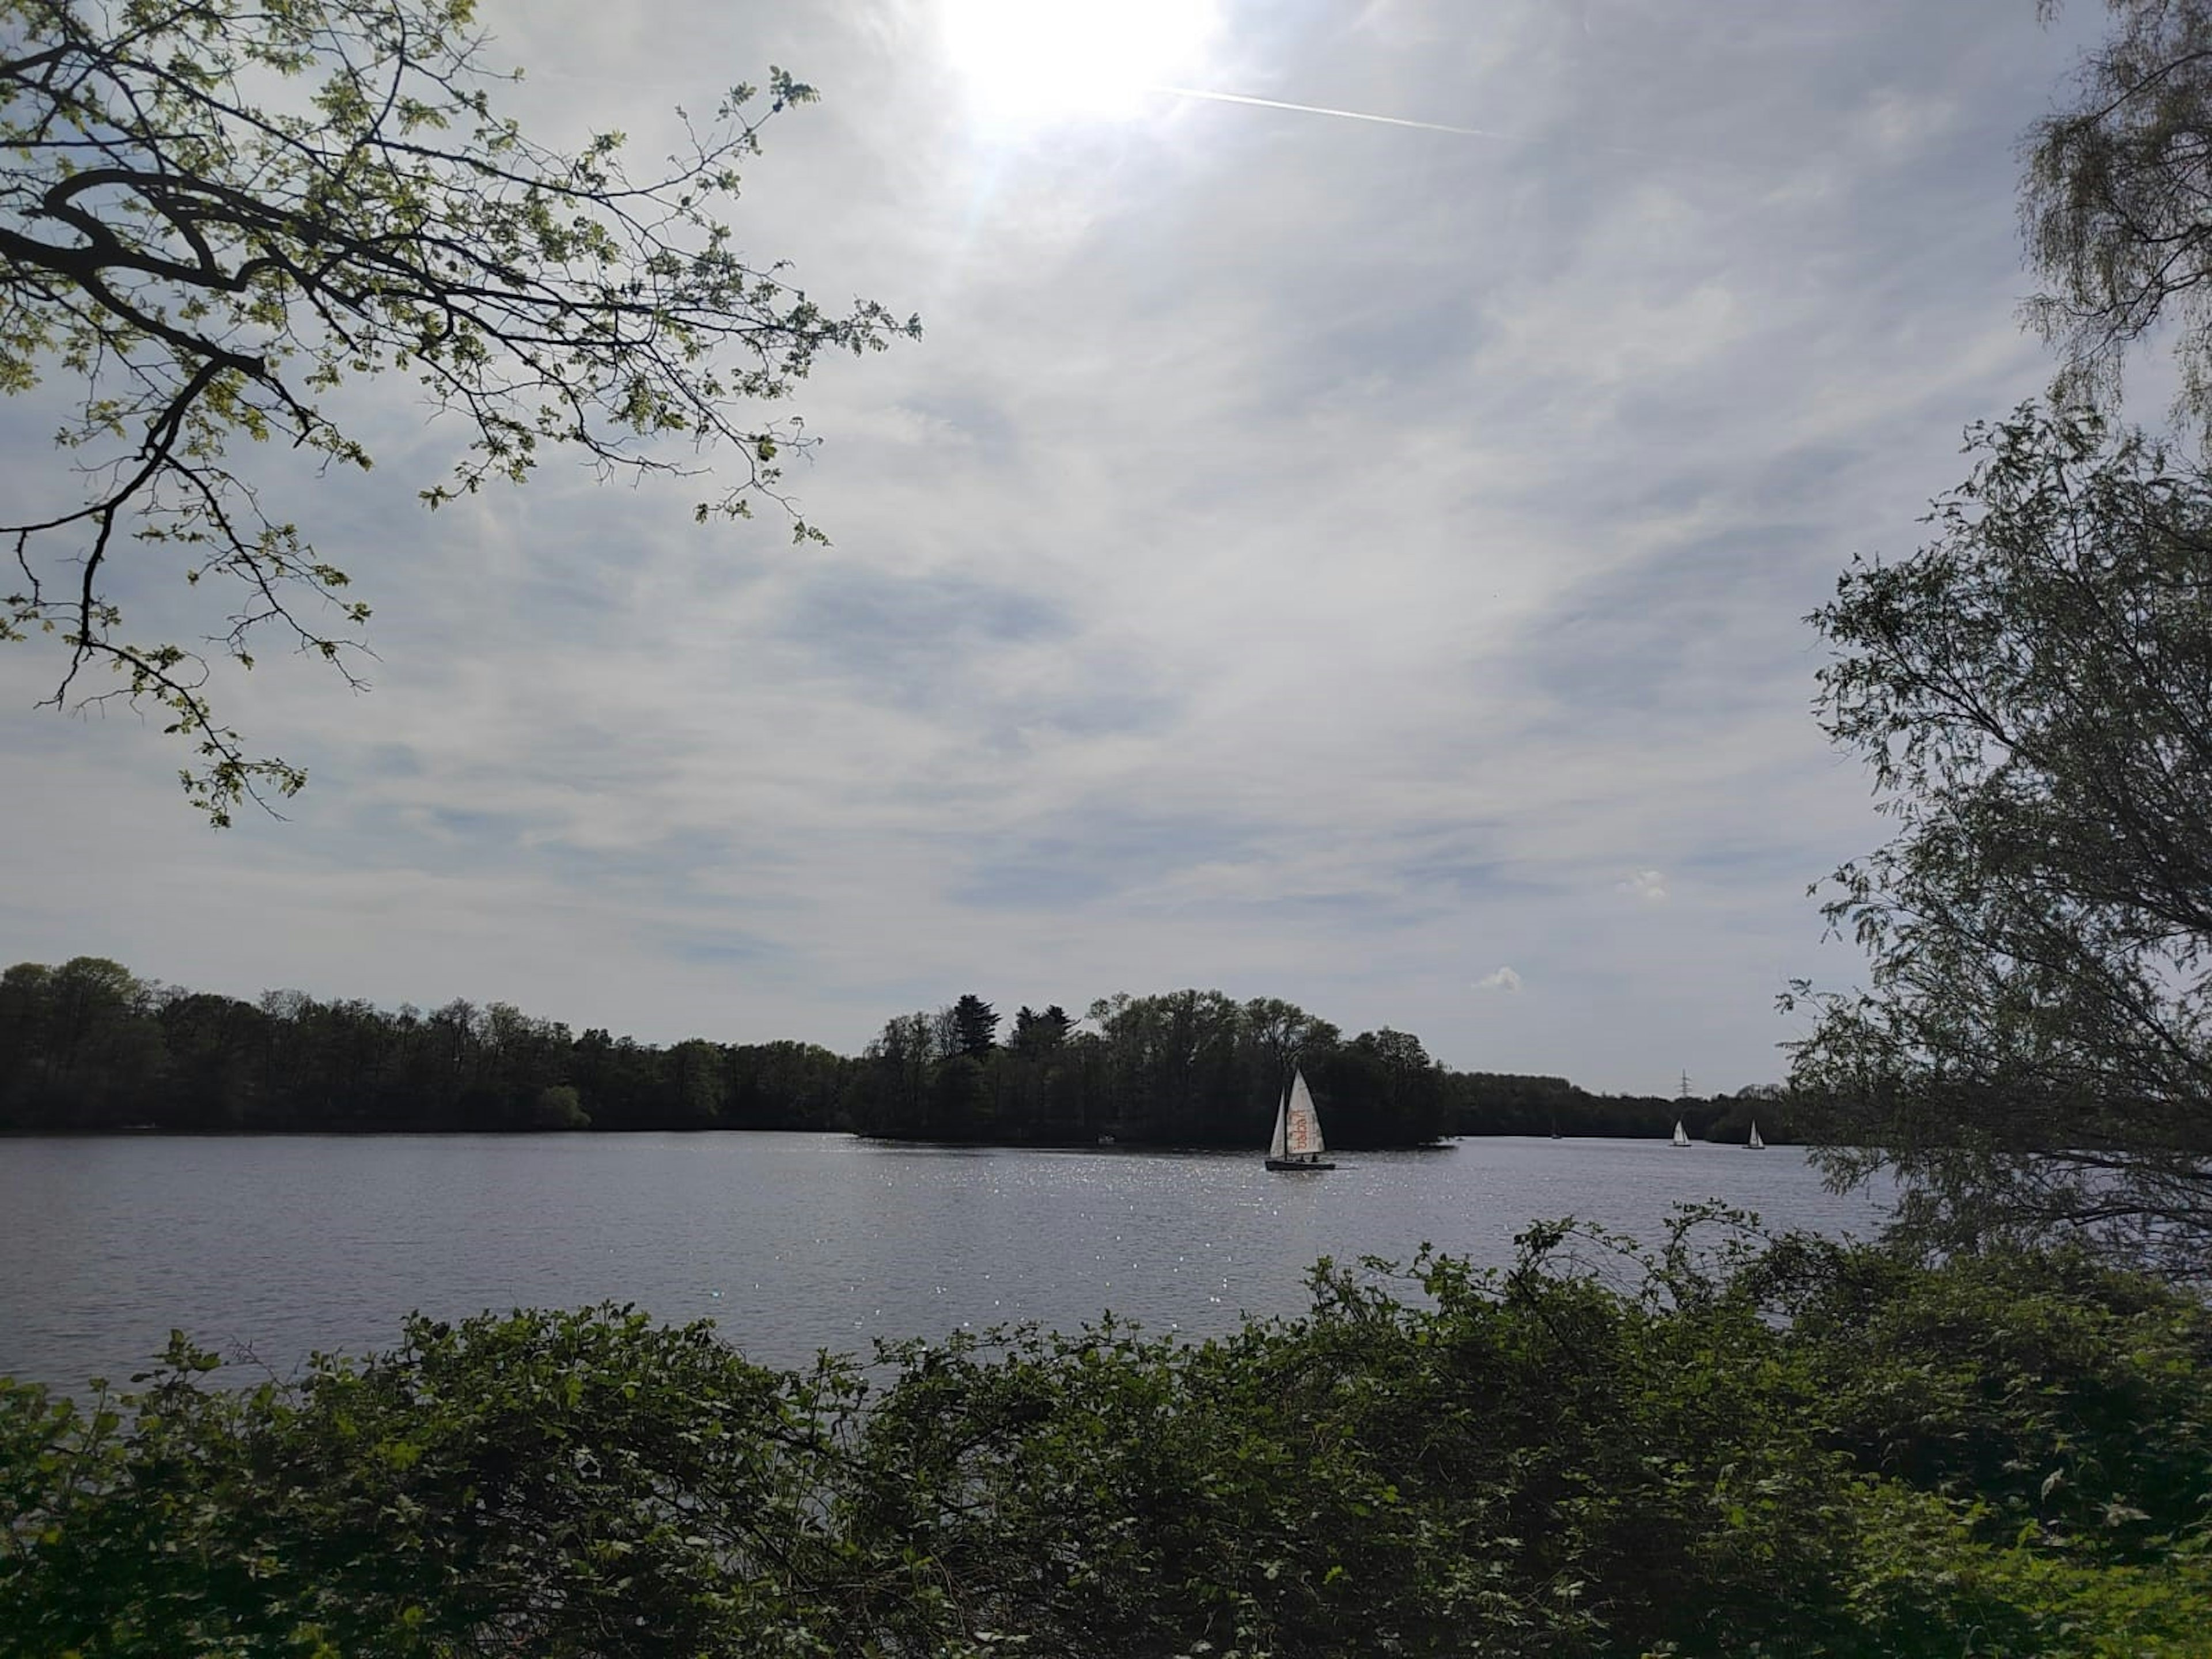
[
  {"xmin": 2025, "ymin": 0, "xmax": 2212, "ymax": 435},
  {"xmin": 1791, "ymin": 404, "xmax": 2212, "ymax": 1275}
]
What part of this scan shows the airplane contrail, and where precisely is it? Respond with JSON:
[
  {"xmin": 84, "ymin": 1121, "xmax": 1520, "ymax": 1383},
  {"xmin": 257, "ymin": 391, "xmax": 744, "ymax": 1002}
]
[{"xmin": 1149, "ymin": 85, "xmax": 1503, "ymax": 139}]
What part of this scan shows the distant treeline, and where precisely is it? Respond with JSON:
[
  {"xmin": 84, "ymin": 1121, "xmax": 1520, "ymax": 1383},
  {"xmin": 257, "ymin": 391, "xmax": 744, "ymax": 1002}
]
[{"xmin": 0, "ymin": 959, "xmax": 1790, "ymax": 1147}]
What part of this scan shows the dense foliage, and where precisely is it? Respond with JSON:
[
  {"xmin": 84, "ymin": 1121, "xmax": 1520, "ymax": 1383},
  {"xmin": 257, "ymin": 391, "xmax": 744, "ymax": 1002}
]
[
  {"xmin": 0, "ymin": 0, "xmax": 915, "ymax": 820},
  {"xmin": 0, "ymin": 956, "xmax": 1781, "ymax": 1146},
  {"xmin": 3, "ymin": 1221, "xmax": 2207, "ymax": 1657},
  {"xmin": 1792, "ymin": 407, "xmax": 2212, "ymax": 1270}
]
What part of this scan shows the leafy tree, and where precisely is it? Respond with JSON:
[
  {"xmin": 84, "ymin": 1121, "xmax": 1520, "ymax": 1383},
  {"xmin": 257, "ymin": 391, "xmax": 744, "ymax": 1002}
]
[
  {"xmin": 2024, "ymin": 0, "xmax": 2212, "ymax": 434},
  {"xmin": 853, "ymin": 1009, "xmax": 937, "ymax": 1136},
  {"xmin": 664, "ymin": 1037, "xmax": 724, "ymax": 1127},
  {"xmin": 0, "ymin": 0, "xmax": 916, "ymax": 822},
  {"xmin": 1237, "ymin": 994, "xmax": 1340, "ymax": 1089},
  {"xmin": 723, "ymin": 1039, "xmax": 850, "ymax": 1130},
  {"xmin": 1313, "ymin": 1027, "xmax": 1445, "ymax": 1147},
  {"xmin": 1791, "ymin": 405, "xmax": 2212, "ymax": 1271},
  {"xmin": 153, "ymin": 989, "xmax": 267, "ymax": 1129},
  {"xmin": 1086, "ymin": 987, "xmax": 1246, "ymax": 1141},
  {"xmin": 0, "ymin": 955, "xmax": 164, "ymax": 1126}
]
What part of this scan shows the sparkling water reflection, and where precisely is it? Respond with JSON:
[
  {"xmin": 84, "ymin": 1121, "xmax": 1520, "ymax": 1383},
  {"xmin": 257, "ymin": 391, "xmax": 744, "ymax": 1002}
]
[{"xmin": 0, "ymin": 1133, "xmax": 1891, "ymax": 1391}]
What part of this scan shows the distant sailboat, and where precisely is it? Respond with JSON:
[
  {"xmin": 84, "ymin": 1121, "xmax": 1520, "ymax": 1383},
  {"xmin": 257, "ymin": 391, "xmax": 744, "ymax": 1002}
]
[
  {"xmin": 1671, "ymin": 1119, "xmax": 1691, "ymax": 1148},
  {"xmin": 1747, "ymin": 1120, "xmax": 1764, "ymax": 1150},
  {"xmin": 1266, "ymin": 1068, "xmax": 1336, "ymax": 1171}
]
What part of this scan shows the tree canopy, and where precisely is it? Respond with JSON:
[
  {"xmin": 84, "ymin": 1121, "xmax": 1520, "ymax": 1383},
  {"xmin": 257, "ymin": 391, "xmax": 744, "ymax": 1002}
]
[
  {"xmin": 0, "ymin": 0, "xmax": 915, "ymax": 821},
  {"xmin": 1792, "ymin": 404, "xmax": 2212, "ymax": 1271}
]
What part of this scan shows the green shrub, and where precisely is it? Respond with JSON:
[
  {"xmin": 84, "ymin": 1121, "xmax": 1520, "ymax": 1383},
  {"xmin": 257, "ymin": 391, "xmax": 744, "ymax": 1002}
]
[
  {"xmin": 3, "ymin": 1224, "xmax": 2208, "ymax": 1657},
  {"xmin": 1752, "ymin": 1236, "xmax": 2212, "ymax": 1559}
]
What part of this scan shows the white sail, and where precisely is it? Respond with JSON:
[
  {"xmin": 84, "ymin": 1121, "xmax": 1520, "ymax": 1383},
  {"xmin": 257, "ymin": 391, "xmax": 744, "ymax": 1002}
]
[
  {"xmin": 1285, "ymin": 1068, "xmax": 1325, "ymax": 1157},
  {"xmin": 1748, "ymin": 1120, "xmax": 1764, "ymax": 1150},
  {"xmin": 1268, "ymin": 1090, "xmax": 1289, "ymax": 1160},
  {"xmin": 1671, "ymin": 1119, "xmax": 1690, "ymax": 1147}
]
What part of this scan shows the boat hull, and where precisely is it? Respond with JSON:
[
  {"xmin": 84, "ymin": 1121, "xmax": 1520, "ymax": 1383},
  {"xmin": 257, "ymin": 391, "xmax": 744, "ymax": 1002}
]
[{"xmin": 1266, "ymin": 1157, "xmax": 1336, "ymax": 1172}]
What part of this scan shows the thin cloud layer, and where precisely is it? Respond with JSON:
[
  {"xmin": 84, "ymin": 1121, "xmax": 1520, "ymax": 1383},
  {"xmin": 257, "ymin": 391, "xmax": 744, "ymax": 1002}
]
[{"xmin": 0, "ymin": 0, "xmax": 2100, "ymax": 1092}]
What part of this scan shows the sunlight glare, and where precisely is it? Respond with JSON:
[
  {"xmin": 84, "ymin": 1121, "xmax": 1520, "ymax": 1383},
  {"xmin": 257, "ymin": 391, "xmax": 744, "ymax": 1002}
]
[{"xmin": 943, "ymin": 0, "xmax": 1219, "ymax": 125}]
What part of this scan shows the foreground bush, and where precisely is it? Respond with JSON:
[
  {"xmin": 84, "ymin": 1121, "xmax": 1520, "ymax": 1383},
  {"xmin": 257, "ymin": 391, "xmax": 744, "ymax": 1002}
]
[{"xmin": 3, "ymin": 1220, "xmax": 2208, "ymax": 1656}]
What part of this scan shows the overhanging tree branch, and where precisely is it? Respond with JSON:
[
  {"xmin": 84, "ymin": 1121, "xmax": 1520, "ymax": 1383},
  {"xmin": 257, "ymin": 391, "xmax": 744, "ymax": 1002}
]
[{"xmin": 0, "ymin": 0, "xmax": 918, "ymax": 822}]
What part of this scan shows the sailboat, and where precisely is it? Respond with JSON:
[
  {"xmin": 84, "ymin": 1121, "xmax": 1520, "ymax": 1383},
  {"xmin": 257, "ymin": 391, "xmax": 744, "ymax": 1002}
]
[
  {"xmin": 1747, "ymin": 1120, "xmax": 1765, "ymax": 1150},
  {"xmin": 1266, "ymin": 1068, "xmax": 1336, "ymax": 1171},
  {"xmin": 1671, "ymin": 1119, "xmax": 1691, "ymax": 1148}
]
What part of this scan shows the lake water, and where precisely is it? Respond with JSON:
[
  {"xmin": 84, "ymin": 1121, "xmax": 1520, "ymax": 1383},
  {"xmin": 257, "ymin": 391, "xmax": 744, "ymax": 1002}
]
[{"xmin": 0, "ymin": 1133, "xmax": 1891, "ymax": 1392}]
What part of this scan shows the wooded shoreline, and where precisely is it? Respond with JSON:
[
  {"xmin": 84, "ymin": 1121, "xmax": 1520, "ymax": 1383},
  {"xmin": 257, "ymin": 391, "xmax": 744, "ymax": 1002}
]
[{"xmin": 0, "ymin": 957, "xmax": 1788, "ymax": 1149}]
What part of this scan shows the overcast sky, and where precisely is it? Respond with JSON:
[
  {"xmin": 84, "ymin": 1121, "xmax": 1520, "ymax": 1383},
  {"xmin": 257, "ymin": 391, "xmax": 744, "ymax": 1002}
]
[{"xmin": 1, "ymin": 0, "xmax": 2110, "ymax": 1093}]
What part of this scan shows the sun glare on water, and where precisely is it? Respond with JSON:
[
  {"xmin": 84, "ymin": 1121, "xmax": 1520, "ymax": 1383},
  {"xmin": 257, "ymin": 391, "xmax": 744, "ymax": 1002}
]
[{"xmin": 942, "ymin": 0, "xmax": 1219, "ymax": 125}]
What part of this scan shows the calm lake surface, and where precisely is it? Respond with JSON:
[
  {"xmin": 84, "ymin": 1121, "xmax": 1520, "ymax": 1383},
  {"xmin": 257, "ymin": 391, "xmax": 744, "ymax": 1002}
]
[{"xmin": 0, "ymin": 1134, "xmax": 1891, "ymax": 1392}]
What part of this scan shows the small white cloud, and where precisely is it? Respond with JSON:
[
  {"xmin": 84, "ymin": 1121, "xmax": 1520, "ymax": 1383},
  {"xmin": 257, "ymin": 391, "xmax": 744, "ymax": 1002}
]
[
  {"xmin": 1619, "ymin": 869, "xmax": 1668, "ymax": 904},
  {"xmin": 1474, "ymin": 965, "xmax": 1523, "ymax": 994},
  {"xmin": 1855, "ymin": 89, "xmax": 1956, "ymax": 162}
]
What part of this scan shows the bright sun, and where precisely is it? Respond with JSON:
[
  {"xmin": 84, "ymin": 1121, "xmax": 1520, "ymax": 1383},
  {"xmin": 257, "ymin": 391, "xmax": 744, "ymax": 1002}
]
[{"xmin": 942, "ymin": 0, "xmax": 1219, "ymax": 124}]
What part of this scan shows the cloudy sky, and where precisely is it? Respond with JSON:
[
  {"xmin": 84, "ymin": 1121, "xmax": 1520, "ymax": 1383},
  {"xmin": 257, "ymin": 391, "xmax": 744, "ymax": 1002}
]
[{"xmin": 1, "ymin": 0, "xmax": 2110, "ymax": 1093}]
